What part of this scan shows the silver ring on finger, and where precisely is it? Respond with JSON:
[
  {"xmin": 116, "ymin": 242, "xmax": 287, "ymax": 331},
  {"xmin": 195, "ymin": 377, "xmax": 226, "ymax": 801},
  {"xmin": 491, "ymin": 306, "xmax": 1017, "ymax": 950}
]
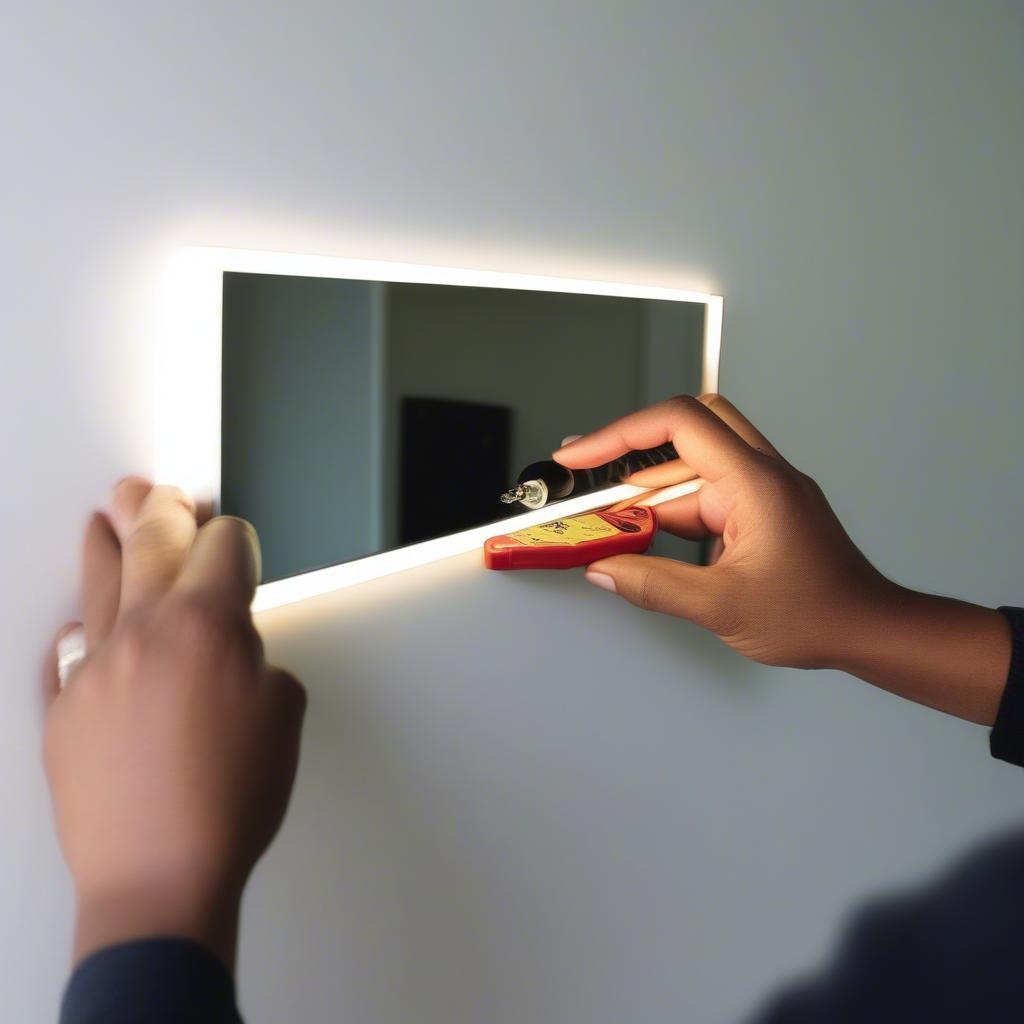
[{"xmin": 57, "ymin": 629, "xmax": 87, "ymax": 689}]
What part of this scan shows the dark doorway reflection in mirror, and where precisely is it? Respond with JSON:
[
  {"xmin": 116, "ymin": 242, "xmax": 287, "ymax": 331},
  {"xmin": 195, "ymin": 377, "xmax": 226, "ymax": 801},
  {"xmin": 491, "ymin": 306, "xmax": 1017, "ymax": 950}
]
[{"xmin": 221, "ymin": 273, "xmax": 708, "ymax": 582}]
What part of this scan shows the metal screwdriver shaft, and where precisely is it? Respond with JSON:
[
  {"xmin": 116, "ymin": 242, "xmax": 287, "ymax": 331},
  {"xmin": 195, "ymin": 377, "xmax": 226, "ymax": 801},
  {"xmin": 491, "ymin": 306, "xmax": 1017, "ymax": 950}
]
[{"xmin": 500, "ymin": 479, "xmax": 548, "ymax": 510}]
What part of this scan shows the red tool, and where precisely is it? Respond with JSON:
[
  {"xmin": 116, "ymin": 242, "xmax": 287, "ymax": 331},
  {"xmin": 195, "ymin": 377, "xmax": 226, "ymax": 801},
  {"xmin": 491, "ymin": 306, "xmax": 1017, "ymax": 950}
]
[{"xmin": 484, "ymin": 504, "xmax": 658, "ymax": 570}]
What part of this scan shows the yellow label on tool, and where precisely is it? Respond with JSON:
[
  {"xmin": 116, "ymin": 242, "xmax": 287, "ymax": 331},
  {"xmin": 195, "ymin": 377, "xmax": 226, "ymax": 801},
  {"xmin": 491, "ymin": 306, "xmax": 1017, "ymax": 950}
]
[{"xmin": 508, "ymin": 513, "xmax": 619, "ymax": 547}]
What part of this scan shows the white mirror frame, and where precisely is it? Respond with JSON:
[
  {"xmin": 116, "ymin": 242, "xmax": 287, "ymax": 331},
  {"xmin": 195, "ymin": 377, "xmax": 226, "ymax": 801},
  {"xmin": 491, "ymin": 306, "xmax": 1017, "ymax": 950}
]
[{"xmin": 158, "ymin": 247, "xmax": 723, "ymax": 612}]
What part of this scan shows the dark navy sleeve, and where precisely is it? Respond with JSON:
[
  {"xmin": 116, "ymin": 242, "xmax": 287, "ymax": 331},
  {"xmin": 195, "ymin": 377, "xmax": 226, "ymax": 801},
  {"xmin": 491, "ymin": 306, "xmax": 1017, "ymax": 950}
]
[
  {"xmin": 989, "ymin": 606, "xmax": 1024, "ymax": 767},
  {"xmin": 60, "ymin": 938, "xmax": 243, "ymax": 1024},
  {"xmin": 747, "ymin": 609, "xmax": 1024, "ymax": 1023}
]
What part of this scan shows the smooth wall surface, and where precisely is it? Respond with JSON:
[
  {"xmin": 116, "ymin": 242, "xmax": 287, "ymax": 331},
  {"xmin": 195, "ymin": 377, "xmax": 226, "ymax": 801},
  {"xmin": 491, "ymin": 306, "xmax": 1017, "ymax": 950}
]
[{"xmin": 2, "ymin": 4, "xmax": 1022, "ymax": 1022}]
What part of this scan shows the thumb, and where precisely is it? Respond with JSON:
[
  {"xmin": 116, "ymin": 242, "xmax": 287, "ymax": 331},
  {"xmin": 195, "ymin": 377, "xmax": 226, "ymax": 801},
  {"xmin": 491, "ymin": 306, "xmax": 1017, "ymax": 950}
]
[{"xmin": 584, "ymin": 554, "xmax": 721, "ymax": 626}]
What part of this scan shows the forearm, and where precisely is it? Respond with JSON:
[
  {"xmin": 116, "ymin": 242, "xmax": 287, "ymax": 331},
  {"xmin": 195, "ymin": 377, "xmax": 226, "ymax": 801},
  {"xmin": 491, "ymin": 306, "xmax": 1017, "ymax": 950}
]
[{"xmin": 830, "ymin": 584, "xmax": 1012, "ymax": 726}]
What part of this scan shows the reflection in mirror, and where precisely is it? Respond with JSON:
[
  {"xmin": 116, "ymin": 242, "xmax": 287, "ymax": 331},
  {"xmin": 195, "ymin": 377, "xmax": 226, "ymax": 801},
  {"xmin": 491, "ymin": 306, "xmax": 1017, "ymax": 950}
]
[{"xmin": 221, "ymin": 274, "xmax": 708, "ymax": 582}]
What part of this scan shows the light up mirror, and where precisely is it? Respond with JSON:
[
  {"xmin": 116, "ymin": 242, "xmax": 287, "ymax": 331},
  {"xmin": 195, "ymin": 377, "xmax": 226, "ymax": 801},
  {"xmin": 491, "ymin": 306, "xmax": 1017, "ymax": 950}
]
[{"xmin": 161, "ymin": 250, "xmax": 722, "ymax": 610}]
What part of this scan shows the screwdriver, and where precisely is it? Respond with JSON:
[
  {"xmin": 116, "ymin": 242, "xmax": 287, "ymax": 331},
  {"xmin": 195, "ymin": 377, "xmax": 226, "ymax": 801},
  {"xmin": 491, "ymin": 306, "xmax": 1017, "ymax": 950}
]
[{"xmin": 500, "ymin": 441, "xmax": 680, "ymax": 510}]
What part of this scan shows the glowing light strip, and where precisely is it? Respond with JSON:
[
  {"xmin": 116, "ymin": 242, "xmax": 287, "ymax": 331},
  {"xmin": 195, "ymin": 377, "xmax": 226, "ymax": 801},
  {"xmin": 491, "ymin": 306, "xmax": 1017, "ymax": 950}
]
[
  {"xmin": 157, "ymin": 247, "xmax": 722, "ymax": 612},
  {"xmin": 251, "ymin": 478, "xmax": 702, "ymax": 612},
  {"xmin": 702, "ymin": 295, "xmax": 724, "ymax": 395}
]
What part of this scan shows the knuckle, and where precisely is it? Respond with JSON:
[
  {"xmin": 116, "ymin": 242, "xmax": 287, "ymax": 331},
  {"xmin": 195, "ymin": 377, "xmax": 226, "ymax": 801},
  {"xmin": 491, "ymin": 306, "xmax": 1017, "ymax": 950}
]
[
  {"xmin": 112, "ymin": 475, "xmax": 150, "ymax": 504},
  {"xmin": 148, "ymin": 484, "xmax": 197, "ymax": 521},
  {"xmin": 127, "ymin": 516, "xmax": 187, "ymax": 558},
  {"xmin": 750, "ymin": 457, "xmax": 804, "ymax": 499},
  {"xmin": 165, "ymin": 592, "xmax": 258, "ymax": 656},
  {"xmin": 636, "ymin": 563, "xmax": 657, "ymax": 611},
  {"xmin": 664, "ymin": 393, "xmax": 700, "ymax": 412},
  {"xmin": 156, "ymin": 483, "xmax": 193, "ymax": 507},
  {"xmin": 773, "ymin": 465, "xmax": 824, "ymax": 508},
  {"xmin": 658, "ymin": 394, "xmax": 704, "ymax": 433},
  {"xmin": 704, "ymin": 604, "xmax": 739, "ymax": 640},
  {"xmin": 798, "ymin": 470, "xmax": 827, "ymax": 501},
  {"xmin": 634, "ymin": 560, "xmax": 677, "ymax": 615}
]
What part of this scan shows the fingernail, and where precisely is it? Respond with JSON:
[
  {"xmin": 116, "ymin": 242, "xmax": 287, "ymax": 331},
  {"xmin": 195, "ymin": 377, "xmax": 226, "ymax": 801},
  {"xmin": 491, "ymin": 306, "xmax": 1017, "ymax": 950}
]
[
  {"xmin": 218, "ymin": 516, "xmax": 263, "ymax": 584},
  {"xmin": 57, "ymin": 626, "xmax": 86, "ymax": 689},
  {"xmin": 175, "ymin": 490, "xmax": 198, "ymax": 515},
  {"xmin": 585, "ymin": 571, "xmax": 617, "ymax": 594},
  {"xmin": 560, "ymin": 434, "xmax": 583, "ymax": 449},
  {"xmin": 240, "ymin": 520, "xmax": 263, "ymax": 584}
]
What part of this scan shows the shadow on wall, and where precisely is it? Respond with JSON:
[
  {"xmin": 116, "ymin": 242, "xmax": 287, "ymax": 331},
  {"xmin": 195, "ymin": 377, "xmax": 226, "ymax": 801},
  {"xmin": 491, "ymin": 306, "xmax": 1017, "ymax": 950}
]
[{"xmin": 240, "ymin": 550, "xmax": 753, "ymax": 1021}]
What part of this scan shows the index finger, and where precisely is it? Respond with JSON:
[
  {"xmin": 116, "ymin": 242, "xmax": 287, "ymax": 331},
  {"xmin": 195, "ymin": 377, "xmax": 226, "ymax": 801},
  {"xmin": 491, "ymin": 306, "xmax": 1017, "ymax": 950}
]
[
  {"xmin": 552, "ymin": 395, "xmax": 755, "ymax": 483},
  {"xmin": 117, "ymin": 483, "xmax": 198, "ymax": 617},
  {"xmin": 173, "ymin": 516, "xmax": 262, "ymax": 612},
  {"xmin": 623, "ymin": 394, "xmax": 784, "ymax": 487}
]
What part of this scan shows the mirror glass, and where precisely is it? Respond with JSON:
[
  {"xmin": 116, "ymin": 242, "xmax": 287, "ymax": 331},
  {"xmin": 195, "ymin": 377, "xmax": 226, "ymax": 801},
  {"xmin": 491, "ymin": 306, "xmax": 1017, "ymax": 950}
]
[{"xmin": 221, "ymin": 273, "xmax": 708, "ymax": 582}]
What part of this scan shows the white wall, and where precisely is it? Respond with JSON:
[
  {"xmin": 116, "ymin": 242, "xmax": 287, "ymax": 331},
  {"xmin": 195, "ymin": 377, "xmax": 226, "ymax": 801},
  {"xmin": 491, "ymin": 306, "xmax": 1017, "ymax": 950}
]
[{"xmin": 2, "ymin": 3, "xmax": 1022, "ymax": 1022}]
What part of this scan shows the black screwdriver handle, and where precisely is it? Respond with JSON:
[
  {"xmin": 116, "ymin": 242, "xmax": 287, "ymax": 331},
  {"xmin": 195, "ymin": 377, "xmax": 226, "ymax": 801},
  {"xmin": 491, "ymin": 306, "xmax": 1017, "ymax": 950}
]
[{"xmin": 516, "ymin": 441, "xmax": 680, "ymax": 504}]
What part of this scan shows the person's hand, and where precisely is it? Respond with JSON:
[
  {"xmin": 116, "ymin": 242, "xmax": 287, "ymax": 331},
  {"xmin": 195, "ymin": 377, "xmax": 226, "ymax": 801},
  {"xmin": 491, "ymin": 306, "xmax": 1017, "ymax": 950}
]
[
  {"xmin": 43, "ymin": 478, "xmax": 307, "ymax": 970},
  {"xmin": 555, "ymin": 395, "xmax": 1011, "ymax": 724},
  {"xmin": 556, "ymin": 393, "xmax": 888, "ymax": 669}
]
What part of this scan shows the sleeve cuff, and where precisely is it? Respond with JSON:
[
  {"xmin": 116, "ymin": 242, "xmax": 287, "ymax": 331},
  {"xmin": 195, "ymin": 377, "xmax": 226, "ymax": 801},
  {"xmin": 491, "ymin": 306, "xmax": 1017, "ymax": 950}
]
[
  {"xmin": 989, "ymin": 606, "xmax": 1024, "ymax": 767},
  {"xmin": 60, "ymin": 937, "xmax": 242, "ymax": 1024}
]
